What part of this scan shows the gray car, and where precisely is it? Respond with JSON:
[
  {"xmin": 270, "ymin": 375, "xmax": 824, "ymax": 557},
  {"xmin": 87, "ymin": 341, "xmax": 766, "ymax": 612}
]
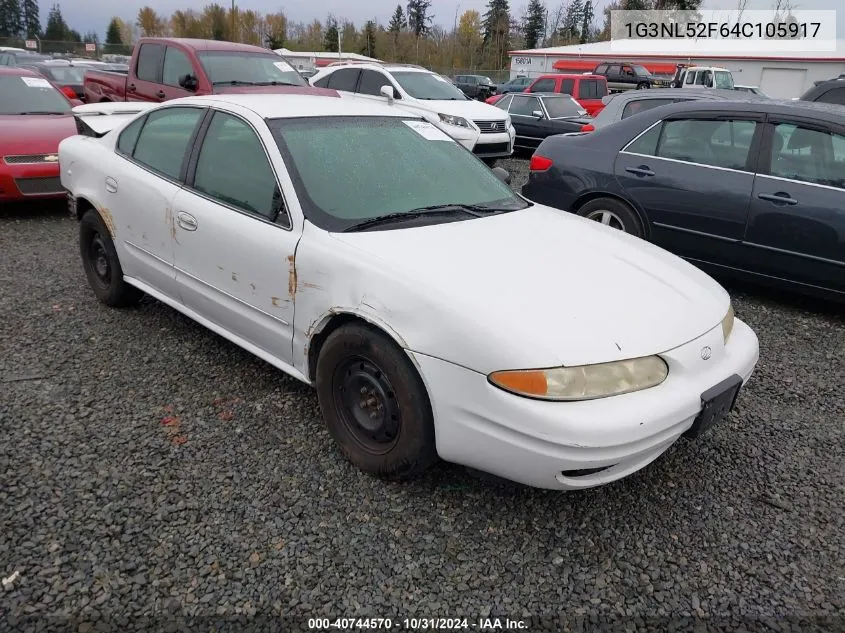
[{"xmin": 587, "ymin": 88, "xmax": 763, "ymax": 131}]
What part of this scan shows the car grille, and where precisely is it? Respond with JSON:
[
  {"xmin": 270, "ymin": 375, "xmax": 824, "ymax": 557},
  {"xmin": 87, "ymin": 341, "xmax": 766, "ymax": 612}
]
[
  {"xmin": 472, "ymin": 142, "xmax": 510, "ymax": 155},
  {"xmin": 474, "ymin": 120, "xmax": 507, "ymax": 134},
  {"xmin": 14, "ymin": 177, "xmax": 64, "ymax": 196},
  {"xmin": 4, "ymin": 154, "xmax": 60, "ymax": 165}
]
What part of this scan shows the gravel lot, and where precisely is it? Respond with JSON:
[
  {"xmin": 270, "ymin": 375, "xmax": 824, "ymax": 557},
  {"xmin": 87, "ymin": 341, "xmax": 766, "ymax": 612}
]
[{"xmin": 1, "ymin": 159, "xmax": 843, "ymax": 632}]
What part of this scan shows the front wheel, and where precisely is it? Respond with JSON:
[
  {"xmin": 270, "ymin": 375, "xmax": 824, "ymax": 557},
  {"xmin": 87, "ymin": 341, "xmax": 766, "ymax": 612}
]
[
  {"xmin": 315, "ymin": 323, "xmax": 438, "ymax": 480},
  {"xmin": 79, "ymin": 209, "xmax": 143, "ymax": 307},
  {"xmin": 576, "ymin": 197, "xmax": 644, "ymax": 238},
  {"xmin": 636, "ymin": 82, "xmax": 650, "ymax": 90}
]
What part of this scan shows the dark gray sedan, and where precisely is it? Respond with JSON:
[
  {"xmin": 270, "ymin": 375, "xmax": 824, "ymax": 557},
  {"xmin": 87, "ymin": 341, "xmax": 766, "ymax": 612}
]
[
  {"xmin": 492, "ymin": 92, "xmax": 593, "ymax": 150},
  {"xmin": 522, "ymin": 99, "xmax": 845, "ymax": 302}
]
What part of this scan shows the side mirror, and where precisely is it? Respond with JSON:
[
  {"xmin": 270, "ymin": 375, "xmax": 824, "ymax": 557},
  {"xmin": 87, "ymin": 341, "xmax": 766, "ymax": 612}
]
[
  {"xmin": 532, "ymin": 110, "xmax": 544, "ymax": 119},
  {"xmin": 380, "ymin": 84, "xmax": 396, "ymax": 102},
  {"xmin": 492, "ymin": 166, "xmax": 511, "ymax": 185},
  {"xmin": 178, "ymin": 73, "xmax": 198, "ymax": 91}
]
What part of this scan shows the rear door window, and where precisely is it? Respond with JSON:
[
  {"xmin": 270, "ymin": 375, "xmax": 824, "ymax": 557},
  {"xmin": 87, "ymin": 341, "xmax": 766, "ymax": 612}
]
[
  {"xmin": 529, "ymin": 78, "xmax": 555, "ymax": 93},
  {"xmin": 136, "ymin": 43, "xmax": 165, "ymax": 82},
  {"xmin": 327, "ymin": 69, "xmax": 360, "ymax": 92},
  {"xmin": 131, "ymin": 106, "xmax": 204, "ymax": 180},
  {"xmin": 560, "ymin": 78, "xmax": 575, "ymax": 95}
]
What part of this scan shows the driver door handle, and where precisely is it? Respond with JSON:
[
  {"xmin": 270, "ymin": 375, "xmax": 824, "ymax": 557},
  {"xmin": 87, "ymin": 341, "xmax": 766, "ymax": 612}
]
[
  {"xmin": 127, "ymin": 83, "xmax": 136, "ymax": 92},
  {"xmin": 626, "ymin": 166, "xmax": 655, "ymax": 177},
  {"xmin": 104, "ymin": 177, "xmax": 117, "ymax": 193},
  {"xmin": 176, "ymin": 212, "xmax": 197, "ymax": 231},
  {"xmin": 758, "ymin": 192, "xmax": 798, "ymax": 205},
  {"xmin": 156, "ymin": 90, "xmax": 166, "ymax": 99}
]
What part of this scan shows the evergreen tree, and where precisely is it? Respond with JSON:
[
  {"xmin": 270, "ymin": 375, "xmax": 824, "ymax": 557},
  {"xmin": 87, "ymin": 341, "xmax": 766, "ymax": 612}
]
[
  {"xmin": 522, "ymin": 0, "xmax": 545, "ymax": 50},
  {"xmin": 323, "ymin": 16, "xmax": 339, "ymax": 52},
  {"xmin": 0, "ymin": 0, "xmax": 23, "ymax": 38},
  {"xmin": 360, "ymin": 20, "xmax": 377, "ymax": 57},
  {"xmin": 406, "ymin": 0, "xmax": 432, "ymax": 38},
  {"xmin": 388, "ymin": 5, "xmax": 405, "ymax": 33},
  {"xmin": 562, "ymin": 0, "xmax": 582, "ymax": 41},
  {"xmin": 44, "ymin": 3, "xmax": 68, "ymax": 41},
  {"xmin": 580, "ymin": 0, "xmax": 594, "ymax": 43},
  {"xmin": 21, "ymin": 0, "xmax": 38, "ymax": 37},
  {"xmin": 105, "ymin": 17, "xmax": 122, "ymax": 46},
  {"xmin": 482, "ymin": 0, "xmax": 510, "ymax": 67}
]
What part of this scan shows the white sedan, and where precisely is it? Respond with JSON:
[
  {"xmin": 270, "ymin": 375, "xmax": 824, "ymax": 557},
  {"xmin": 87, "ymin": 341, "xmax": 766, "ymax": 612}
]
[{"xmin": 59, "ymin": 95, "xmax": 759, "ymax": 490}]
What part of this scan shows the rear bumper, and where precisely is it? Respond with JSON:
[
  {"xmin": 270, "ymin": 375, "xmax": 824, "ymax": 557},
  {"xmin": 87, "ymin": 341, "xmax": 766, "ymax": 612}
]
[{"xmin": 0, "ymin": 164, "xmax": 64, "ymax": 202}]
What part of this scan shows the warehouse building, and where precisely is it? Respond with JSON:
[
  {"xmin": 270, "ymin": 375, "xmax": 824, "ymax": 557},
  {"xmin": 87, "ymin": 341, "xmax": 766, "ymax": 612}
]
[{"xmin": 507, "ymin": 40, "xmax": 845, "ymax": 99}]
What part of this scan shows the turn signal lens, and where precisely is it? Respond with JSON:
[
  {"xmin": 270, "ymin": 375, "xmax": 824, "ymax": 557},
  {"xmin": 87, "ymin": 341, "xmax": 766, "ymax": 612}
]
[
  {"xmin": 488, "ymin": 356, "xmax": 668, "ymax": 401},
  {"xmin": 529, "ymin": 155, "xmax": 553, "ymax": 171},
  {"xmin": 722, "ymin": 304, "xmax": 735, "ymax": 344}
]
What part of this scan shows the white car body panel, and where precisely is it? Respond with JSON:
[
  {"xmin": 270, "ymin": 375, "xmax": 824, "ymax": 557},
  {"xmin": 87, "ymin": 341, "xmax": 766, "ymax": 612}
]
[
  {"xmin": 60, "ymin": 95, "xmax": 760, "ymax": 491},
  {"xmin": 311, "ymin": 65, "xmax": 516, "ymax": 156}
]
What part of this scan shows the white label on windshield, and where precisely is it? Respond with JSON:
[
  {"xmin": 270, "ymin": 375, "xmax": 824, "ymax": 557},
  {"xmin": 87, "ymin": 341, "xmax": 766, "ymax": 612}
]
[
  {"xmin": 21, "ymin": 76, "xmax": 52, "ymax": 89},
  {"xmin": 403, "ymin": 120, "xmax": 454, "ymax": 141},
  {"xmin": 273, "ymin": 61, "xmax": 294, "ymax": 73}
]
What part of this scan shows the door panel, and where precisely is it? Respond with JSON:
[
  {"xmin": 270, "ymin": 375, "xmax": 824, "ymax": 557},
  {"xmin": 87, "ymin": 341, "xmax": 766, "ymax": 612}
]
[{"xmin": 129, "ymin": 43, "xmax": 165, "ymax": 102}]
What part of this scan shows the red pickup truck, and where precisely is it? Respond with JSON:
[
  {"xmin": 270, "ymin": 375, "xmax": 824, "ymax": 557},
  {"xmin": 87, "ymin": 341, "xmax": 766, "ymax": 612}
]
[{"xmin": 83, "ymin": 37, "xmax": 331, "ymax": 103}]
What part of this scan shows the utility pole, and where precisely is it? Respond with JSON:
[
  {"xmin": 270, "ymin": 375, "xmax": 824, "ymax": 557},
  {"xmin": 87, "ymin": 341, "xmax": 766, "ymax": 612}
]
[
  {"xmin": 452, "ymin": 3, "xmax": 459, "ymax": 72},
  {"xmin": 231, "ymin": 0, "xmax": 236, "ymax": 42}
]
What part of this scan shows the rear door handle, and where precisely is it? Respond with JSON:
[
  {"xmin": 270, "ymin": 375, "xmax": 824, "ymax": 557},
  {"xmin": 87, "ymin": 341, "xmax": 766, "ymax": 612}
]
[
  {"xmin": 104, "ymin": 177, "xmax": 117, "ymax": 193},
  {"xmin": 156, "ymin": 90, "xmax": 166, "ymax": 99},
  {"xmin": 758, "ymin": 192, "xmax": 798, "ymax": 205},
  {"xmin": 626, "ymin": 166, "xmax": 655, "ymax": 177},
  {"xmin": 127, "ymin": 83, "xmax": 136, "ymax": 92},
  {"xmin": 176, "ymin": 212, "xmax": 197, "ymax": 231}
]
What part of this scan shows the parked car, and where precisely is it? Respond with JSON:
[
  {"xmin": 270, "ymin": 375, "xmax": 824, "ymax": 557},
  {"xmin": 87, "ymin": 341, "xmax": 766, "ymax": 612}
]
[
  {"xmin": 592, "ymin": 62, "xmax": 668, "ymax": 91},
  {"xmin": 0, "ymin": 67, "xmax": 78, "ymax": 202},
  {"xmin": 83, "ymin": 37, "xmax": 318, "ymax": 103},
  {"xmin": 494, "ymin": 75, "xmax": 532, "ymax": 95},
  {"xmin": 0, "ymin": 50, "xmax": 51, "ymax": 66},
  {"xmin": 799, "ymin": 75, "xmax": 845, "ymax": 106},
  {"xmin": 310, "ymin": 62, "xmax": 515, "ymax": 162},
  {"xmin": 522, "ymin": 73, "xmax": 609, "ymax": 116},
  {"xmin": 17, "ymin": 61, "xmax": 88, "ymax": 101},
  {"xmin": 584, "ymin": 88, "xmax": 760, "ymax": 131},
  {"xmin": 522, "ymin": 99, "xmax": 845, "ymax": 302},
  {"xmin": 492, "ymin": 93, "xmax": 593, "ymax": 150},
  {"xmin": 60, "ymin": 94, "xmax": 759, "ymax": 490},
  {"xmin": 675, "ymin": 66, "xmax": 735, "ymax": 90},
  {"xmin": 733, "ymin": 85, "xmax": 769, "ymax": 97},
  {"xmin": 453, "ymin": 74, "xmax": 496, "ymax": 100}
]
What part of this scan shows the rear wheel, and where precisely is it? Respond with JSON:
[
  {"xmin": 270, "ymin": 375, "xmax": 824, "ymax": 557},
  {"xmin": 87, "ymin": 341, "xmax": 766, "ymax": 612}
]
[
  {"xmin": 636, "ymin": 82, "xmax": 650, "ymax": 90},
  {"xmin": 315, "ymin": 323, "xmax": 438, "ymax": 480},
  {"xmin": 79, "ymin": 209, "xmax": 143, "ymax": 307},
  {"xmin": 576, "ymin": 197, "xmax": 644, "ymax": 238}
]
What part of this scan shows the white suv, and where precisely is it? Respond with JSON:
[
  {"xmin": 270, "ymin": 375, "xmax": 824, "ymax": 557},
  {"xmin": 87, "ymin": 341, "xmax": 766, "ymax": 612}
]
[{"xmin": 310, "ymin": 63, "xmax": 515, "ymax": 162}]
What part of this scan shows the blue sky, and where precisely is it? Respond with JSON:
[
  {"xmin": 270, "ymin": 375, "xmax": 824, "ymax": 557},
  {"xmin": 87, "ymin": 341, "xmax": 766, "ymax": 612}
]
[{"xmin": 46, "ymin": 0, "xmax": 843, "ymax": 42}]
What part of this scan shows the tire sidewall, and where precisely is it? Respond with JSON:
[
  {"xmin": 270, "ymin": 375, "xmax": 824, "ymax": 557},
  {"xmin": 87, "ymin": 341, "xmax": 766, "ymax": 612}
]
[
  {"xmin": 578, "ymin": 198, "xmax": 644, "ymax": 238},
  {"xmin": 79, "ymin": 210, "xmax": 127, "ymax": 305},
  {"xmin": 315, "ymin": 324, "xmax": 437, "ymax": 478}
]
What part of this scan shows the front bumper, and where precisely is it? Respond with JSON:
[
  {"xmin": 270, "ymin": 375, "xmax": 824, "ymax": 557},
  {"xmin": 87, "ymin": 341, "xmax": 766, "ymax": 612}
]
[
  {"xmin": 411, "ymin": 318, "xmax": 759, "ymax": 490},
  {"xmin": 0, "ymin": 163, "xmax": 64, "ymax": 202},
  {"xmin": 471, "ymin": 127, "xmax": 515, "ymax": 158}
]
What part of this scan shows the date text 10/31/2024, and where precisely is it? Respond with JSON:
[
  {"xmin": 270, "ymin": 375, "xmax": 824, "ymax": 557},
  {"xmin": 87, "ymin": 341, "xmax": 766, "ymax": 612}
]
[{"xmin": 308, "ymin": 617, "xmax": 528, "ymax": 630}]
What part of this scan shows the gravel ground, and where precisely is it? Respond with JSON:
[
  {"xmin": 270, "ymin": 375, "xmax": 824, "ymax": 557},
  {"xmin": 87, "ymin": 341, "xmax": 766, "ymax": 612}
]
[{"xmin": 1, "ymin": 164, "xmax": 843, "ymax": 632}]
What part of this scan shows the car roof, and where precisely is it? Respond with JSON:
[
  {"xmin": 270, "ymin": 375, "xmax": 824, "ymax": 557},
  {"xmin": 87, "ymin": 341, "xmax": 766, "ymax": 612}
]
[
  {"xmin": 140, "ymin": 38, "xmax": 278, "ymax": 54},
  {"xmin": 0, "ymin": 66, "xmax": 40, "ymax": 77},
  {"xmin": 607, "ymin": 87, "xmax": 743, "ymax": 101},
  {"xmin": 165, "ymin": 93, "xmax": 418, "ymax": 120},
  {"xmin": 535, "ymin": 73, "xmax": 602, "ymax": 80},
  {"xmin": 316, "ymin": 62, "xmax": 431, "ymax": 74},
  {"xmin": 633, "ymin": 97, "xmax": 845, "ymax": 124}
]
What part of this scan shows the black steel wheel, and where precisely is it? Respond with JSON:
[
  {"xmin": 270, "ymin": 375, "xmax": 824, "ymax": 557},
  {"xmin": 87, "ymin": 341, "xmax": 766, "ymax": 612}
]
[
  {"xmin": 79, "ymin": 209, "xmax": 143, "ymax": 307},
  {"xmin": 315, "ymin": 323, "xmax": 437, "ymax": 479}
]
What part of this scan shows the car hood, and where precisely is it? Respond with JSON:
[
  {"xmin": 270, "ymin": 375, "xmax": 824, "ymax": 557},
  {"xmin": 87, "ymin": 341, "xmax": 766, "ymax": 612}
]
[
  {"xmin": 420, "ymin": 98, "xmax": 508, "ymax": 120},
  {"xmin": 330, "ymin": 204, "xmax": 729, "ymax": 367},
  {"xmin": 0, "ymin": 114, "xmax": 77, "ymax": 155},
  {"xmin": 211, "ymin": 84, "xmax": 338, "ymax": 97}
]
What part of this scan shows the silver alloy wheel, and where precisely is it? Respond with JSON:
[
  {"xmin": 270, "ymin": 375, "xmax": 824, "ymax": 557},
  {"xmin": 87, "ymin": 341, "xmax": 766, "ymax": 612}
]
[{"xmin": 585, "ymin": 209, "xmax": 626, "ymax": 231}]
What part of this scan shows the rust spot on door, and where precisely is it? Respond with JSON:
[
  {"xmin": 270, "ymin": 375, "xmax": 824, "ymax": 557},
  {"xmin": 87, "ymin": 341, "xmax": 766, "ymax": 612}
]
[
  {"xmin": 271, "ymin": 296, "xmax": 283, "ymax": 307},
  {"xmin": 287, "ymin": 255, "xmax": 296, "ymax": 299},
  {"xmin": 99, "ymin": 207, "xmax": 116, "ymax": 238}
]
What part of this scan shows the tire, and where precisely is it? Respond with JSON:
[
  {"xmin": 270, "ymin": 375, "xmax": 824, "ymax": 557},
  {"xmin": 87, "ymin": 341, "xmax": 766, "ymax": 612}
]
[
  {"xmin": 636, "ymin": 82, "xmax": 650, "ymax": 90},
  {"xmin": 79, "ymin": 209, "xmax": 143, "ymax": 307},
  {"xmin": 315, "ymin": 323, "xmax": 437, "ymax": 480},
  {"xmin": 576, "ymin": 197, "xmax": 644, "ymax": 238}
]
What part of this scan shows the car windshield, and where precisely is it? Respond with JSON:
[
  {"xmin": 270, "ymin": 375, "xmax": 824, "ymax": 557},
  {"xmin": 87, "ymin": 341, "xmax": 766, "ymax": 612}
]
[
  {"xmin": 197, "ymin": 51, "xmax": 307, "ymax": 86},
  {"xmin": 714, "ymin": 71, "xmax": 734, "ymax": 89},
  {"xmin": 544, "ymin": 96, "xmax": 587, "ymax": 118},
  {"xmin": 269, "ymin": 116, "xmax": 528, "ymax": 231},
  {"xmin": 632, "ymin": 65, "xmax": 650, "ymax": 76},
  {"xmin": 0, "ymin": 75, "xmax": 71, "ymax": 114},
  {"xmin": 42, "ymin": 66, "xmax": 86, "ymax": 83},
  {"xmin": 481, "ymin": 77, "xmax": 493, "ymax": 84},
  {"xmin": 391, "ymin": 71, "xmax": 467, "ymax": 100}
]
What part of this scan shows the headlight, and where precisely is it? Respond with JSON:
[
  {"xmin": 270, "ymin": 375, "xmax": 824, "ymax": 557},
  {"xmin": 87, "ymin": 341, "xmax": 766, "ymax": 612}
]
[
  {"xmin": 722, "ymin": 304, "xmax": 735, "ymax": 344},
  {"xmin": 488, "ymin": 356, "xmax": 668, "ymax": 402},
  {"xmin": 438, "ymin": 113, "xmax": 471, "ymax": 128},
  {"xmin": 505, "ymin": 114, "xmax": 512, "ymax": 128}
]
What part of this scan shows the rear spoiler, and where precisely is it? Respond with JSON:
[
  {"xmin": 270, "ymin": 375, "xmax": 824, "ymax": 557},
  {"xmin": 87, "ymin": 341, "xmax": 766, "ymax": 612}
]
[{"xmin": 72, "ymin": 102, "xmax": 157, "ymax": 138}]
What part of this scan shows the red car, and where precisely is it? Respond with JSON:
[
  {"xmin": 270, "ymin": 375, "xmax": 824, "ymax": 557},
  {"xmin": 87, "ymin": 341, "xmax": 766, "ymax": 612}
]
[
  {"xmin": 0, "ymin": 67, "xmax": 79, "ymax": 203},
  {"xmin": 519, "ymin": 73, "xmax": 609, "ymax": 116}
]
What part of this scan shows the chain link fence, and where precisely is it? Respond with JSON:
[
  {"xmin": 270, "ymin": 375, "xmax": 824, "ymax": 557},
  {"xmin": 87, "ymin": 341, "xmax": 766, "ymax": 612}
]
[{"xmin": 0, "ymin": 37, "xmax": 132, "ymax": 58}]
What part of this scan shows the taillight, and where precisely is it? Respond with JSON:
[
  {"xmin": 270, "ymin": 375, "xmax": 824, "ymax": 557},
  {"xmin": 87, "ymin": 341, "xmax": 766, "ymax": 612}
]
[
  {"xmin": 580, "ymin": 123, "xmax": 595, "ymax": 132},
  {"xmin": 60, "ymin": 85, "xmax": 76, "ymax": 99},
  {"xmin": 529, "ymin": 155, "xmax": 553, "ymax": 171}
]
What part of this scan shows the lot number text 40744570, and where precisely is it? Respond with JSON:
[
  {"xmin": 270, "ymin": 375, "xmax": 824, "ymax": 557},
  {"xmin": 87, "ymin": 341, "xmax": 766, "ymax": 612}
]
[{"xmin": 307, "ymin": 617, "xmax": 528, "ymax": 630}]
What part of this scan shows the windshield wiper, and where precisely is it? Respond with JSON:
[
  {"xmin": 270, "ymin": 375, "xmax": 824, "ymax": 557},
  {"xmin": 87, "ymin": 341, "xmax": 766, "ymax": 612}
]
[
  {"xmin": 251, "ymin": 80, "xmax": 303, "ymax": 87},
  {"xmin": 16, "ymin": 111, "xmax": 66, "ymax": 115},
  {"xmin": 342, "ymin": 204, "xmax": 487, "ymax": 232},
  {"xmin": 212, "ymin": 80, "xmax": 257, "ymax": 86}
]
